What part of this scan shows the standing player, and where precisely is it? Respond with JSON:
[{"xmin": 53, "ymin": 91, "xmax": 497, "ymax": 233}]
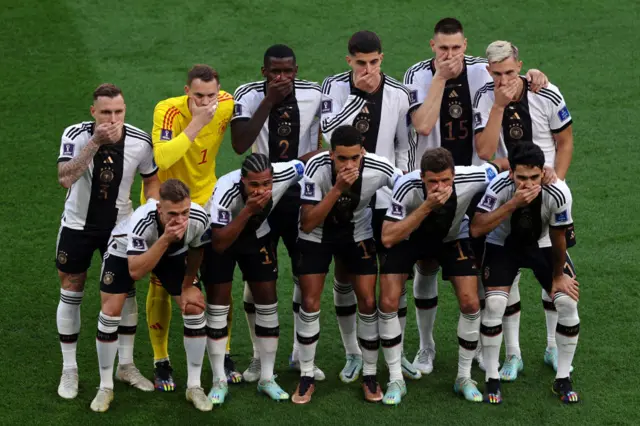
[
  {"xmin": 470, "ymin": 142, "xmax": 580, "ymax": 404},
  {"xmin": 320, "ymin": 30, "xmax": 415, "ymax": 381},
  {"xmin": 378, "ymin": 148, "xmax": 506, "ymax": 405},
  {"xmin": 473, "ymin": 41, "xmax": 575, "ymax": 380},
  {"xmin": 403, "ymin": 17, "xmax": 548, "ymax": 375},
  {"xmin": 292, "ymin": 125, "xmax": 403, "ymax": 404},
  {"xmin": 230, "ymin": 44, "xmax": 325, "ymax": 381},
  {"xmin": 55, "ymin": 83, "xmax": 160, "ymax": 399},
  {"xmin": 145, "ymin": 65, "xmax": 238, "ymax": 390},
  {"xmin": 203, "ymin": 154, "xmax": 305, "ymax": 404},
  {"xmin": 90, "ymin": 180, "xmax": 211, "ymax": 412}
]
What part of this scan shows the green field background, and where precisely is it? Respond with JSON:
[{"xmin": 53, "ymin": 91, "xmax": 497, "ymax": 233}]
[{"xmin": 1, "ymin": 0, "xmax": 639, "ymax": 424}]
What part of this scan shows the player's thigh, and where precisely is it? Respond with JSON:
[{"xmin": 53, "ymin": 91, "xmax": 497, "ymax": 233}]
[
  {"xmin": 56, "ymin": 227, "xmax": 108, "ymax": 288},
  {"xmin": 339, "ymin": 238, "xmax": 378, "ymax": 276},
  {"xmin": 481, "ymin": 243, "xmax": 520, "ymax": 289},
  {"xmin": 333, "ymin": 256, "xmax": 354, "ymax": 284},
  {"xmin": 202, "ymin": 244, "xmax": 236, "ymax": 287},
  {"xmin": 99, "ymin": 253, "xmax": 134, "ymax": 316},
  {"xmin": 380, "ymin": 239, "xmax": 419, "ymax": 278},
  {"xmin": 371, "ymin": 208, "xmax": 387, "ymax": 257},
  {"xmin": 532, "ymin": 248, "xmax": 557, "ymax": 295},
  {"xmin": 152, "ymin": 253, "xmax": 187, "ymax": 297},
  {"xmin": 297, "ymin": 240, "xmax": 332, "ymax": 312},
  {"xmin": 238, "ymin": 236, "xmax": 278, "ymax": 284}
]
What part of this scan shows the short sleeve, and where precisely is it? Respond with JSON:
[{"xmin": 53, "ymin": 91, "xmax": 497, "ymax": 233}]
[
  {"xmin": 403, "ymin": 65, "xmax": 428, "ymax": 116},
  {"xmin": 385, "ymin": 176, "xmax": 417, "ymax": 222},
  {"xmin": 548, "ymin": 182, "xmax": 573, "ymax": 228},
  {"xmin": 546, "ymin": 87, "xmax": 572, "ymax": 133},
  {"xmin": 472, "ymin": 89, "xmax": 493, "ymax": 134},
  {"xmin": 126, "ymin": 217, "xmax": 150, "ymax": 255},
  {"xmin": 231, "ymin": 88, "xmax": 256, "ymax": 122},
  {"xmin": 299, "ymin": 168, "xmax": 323, "ymax": 205},
  {"xmin": 209, "ymin": 186, "xmax": 235, "ymax": 228},
  {"xmin": 138, "ymin": 142, "xmax": 159, "ymax": 178},
  {"xmin": 189, "ymin": 208, "xmax": 212, "ymax": 248},
  {"xmin": 476, "ymin": 177, "xmax": 509, "ymax": 213},
  {"xmin": 58, "ymin": 125, "xmax": 87, "ymax": 163}
]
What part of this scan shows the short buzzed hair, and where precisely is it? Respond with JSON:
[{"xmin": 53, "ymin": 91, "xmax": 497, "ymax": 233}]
[
  {"xmin": 159, "ymin": 179, "xmax": 191, "ymax": 203},
  {"xmin": 434, "ymin": 18, "xmax": 464, "ymax": 35},
  {"xmin": 348, "ymin": 30, "xmax": 382, "ymax": 55},
  {"xmin": 331, "ymin": 125, "xmax": 363, "ymax": 150},
  {"xmin": 486, "ymin": 40, "xmax": 519, "ymax": 63},
  {"xmin": 93, "ymin": 83, "xmax": 123, "ymax": 100},
  {"xmin": 264, "ymin": 44, "xmax": 296, "ymax": 67},
  {"xmin": 420, "ymin": 147, "xmax": 455, "ymax": 174},
  {"xmin": 187, "ymin": 64, "xmax": 219, "ymax": 86}
]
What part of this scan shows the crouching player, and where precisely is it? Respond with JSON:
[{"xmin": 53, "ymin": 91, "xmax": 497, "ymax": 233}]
[
  {"xmin": 202, "ymin": 153, "xmax": 305, "ymax": 404},
  {"xmin": 378, "ymin": 147, "xmax": 506, "ymax": 405},
  {"xmin": 91, "ymin": 179, "xmax": 212, "ymax": 412},
  {"xmin": 470, "ymin": 142, "xmax": 580, "ymax": 404}
]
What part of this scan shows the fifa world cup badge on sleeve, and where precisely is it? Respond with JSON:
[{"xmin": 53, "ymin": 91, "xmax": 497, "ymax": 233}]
[
  {"xmin": 555, "ymin": 210, "xmax": 568, "ymax": 222},
  {"xmin": 480, "ymin": 194, "xmax": 497, "ymax": 210},
  {"xmin": 321, "ymin": 100, "xmax": 332, "ymax": 114},
  {"xmin": 160, "ymin": 129, "xmax": 173, "ymax": 141},
  {"xmin": 218, "ymin": 210, "xmax": 231, "ymax": 224},
  {"xmin": 304, "ymin": 182, "xmax": 315, "ymax": 197},
  {"xmin": 391, "ymin": 203, "xmax": 403, "ymax": 218},
  {"xmin": 233, "ymin": 104, "xmax": 243, "ymax": 117},
  {"xmin": 63, "ymin": 143, "xmax": 74, "ymax": 156},
  {"xmin": 558, "ymin": 106, "xmax": 570, "ymax": 121},
  {"xmin": 132, "ymin": 237, "xmax": 145, "ymax": 250},
  {"xmin": 409, "ymin": 90, "xmax": 418, "ymax": 105},
  {"xmin": 473, "ymin": 112, "xmax": 481, "ymax": 127}
]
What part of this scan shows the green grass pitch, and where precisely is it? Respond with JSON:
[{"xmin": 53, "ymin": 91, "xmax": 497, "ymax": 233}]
[{"xmin": 1, "ymin": 0, "xmax": 639, "ymax": 424}]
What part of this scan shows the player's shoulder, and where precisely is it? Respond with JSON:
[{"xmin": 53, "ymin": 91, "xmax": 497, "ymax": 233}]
[
  {"xmin": 487, "ymin": 171, "xmax": 514, "ymax": 193},
  {"xmin": 294, "ymin": 79, "xmax": 321, "ymax": 92},
  {"xmin": 233, "ymin": 81, "xmax": 265, "ymax": 101},
  {"xmin": 124, "ymin": 123, "xmax": 152, "ymax": 147},
  {"xmin": 454, "ymin": 164, "xmax": 492, "ymax": 181},
  {"xmin": 321, "ymin": 71, "xmax": 351, "ymax": 94},
  {"xmin": 273, "ymin": 160, "xmax": 305, "ymax": 180},
  {"xmin": 531, "ymin": 81, "xmax": 564, "ymax": 106},
  {"xmin": 130, "ymin": 202, "xmax": 157, "ymax": 234},
  {"xmin": 404, "ymin": 58, "xmax": 433, "ymax": 85},
  {"xmin": 189, "ymin": 202, "xmax": 209, "ymax": 226},
  {"xmin": 155, "ymin": 95, "xmax": 186, "ymax": 111},
  {"xmin": 384, "ymin": 74, "xmax": 410, "ymax": 96},
  {"xmin": 542, "ymin": 180, "xmax": 571, "ymax": 207},
  {"xmin": 62, "ymin": 121, "xmax": 93, "ymax": 141},
  {"xmin": 305, "ymin": 151, "xmax": 332, "ymax": 177},
  {"xmin": 363, "ymin": 153, "xmax": 395, "ymax": 175},
  {"xmin": 393, "ymin": 170, "xmax": 423, "ymax": 200},
  {"xmin": 216, "ymin": 169, "xmax": 242, "ymax": 189},
  {"xmin": 214, "ymin": 171, "xmax": 242, "ymax": 207},
  {"xmin": 473, "ymin": 81, "xmax": 496, "ymax": 107},
  {"xmin": 464, "ymin": 55, "xmax": 488, "ymax": 67}
]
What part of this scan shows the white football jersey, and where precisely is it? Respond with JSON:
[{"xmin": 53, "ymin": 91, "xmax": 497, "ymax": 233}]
[
  {"xmin": 208, "ymin": 160, "xmax": 305, "ymax": 239},
  {"xmin": 385, "ymin": 163, "xmax": 499, "ymax": 242},
  {"xmin": 320, "ymin": 72, "xmax": 411, "ymax": 209},
  {"xmin": 404, "ymin": 56, "xmax": 493, "ymax": 169},
  {"xmin": 107, "ymin": 201, "xmax": 210, "ymax": 258},
  {"xmin": 476, "ymin": 171, "xmax": 573, "ymax": 247},
  {"xmin": 473, "ymin": 78, "xmax": 572, "ymax": 167},
  {"xmin": 232, "ymin": 79, "xmax": 322, "ymax": 160},
  {"xmin": 58, "ymin": 122, "xmax": 157, "ymax": 232},
  {"xmin": 299, "ymin": 152, "xmax": 402, "ymax": 243}
]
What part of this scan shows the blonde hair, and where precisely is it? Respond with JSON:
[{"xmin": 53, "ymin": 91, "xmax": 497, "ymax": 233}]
[{"xmin": 486, "ymin": 40, "xmax": 519, "ymax": 63}]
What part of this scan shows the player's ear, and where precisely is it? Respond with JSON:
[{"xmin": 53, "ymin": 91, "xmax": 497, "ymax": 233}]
[
  {"xmin": 90, "ymin": 105, "xmax": 96, "ymax": 119},
  {"xmin": 261, "ymin": 66, "xmax": 267, "ymax": 78},
  {"xmin": 184, "ymin": 85, "xmax": 189, "ymax": 95},
  {"xmin": 379, "ymin": 52, "xmax": 384, "ymax": 63},
  {"xmin": 429, "ymin": 39, "xmax": 436, "ymax": 52}
]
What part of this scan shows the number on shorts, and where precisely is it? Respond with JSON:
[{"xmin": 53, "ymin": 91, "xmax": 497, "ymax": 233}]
[
  {"xmin": 259, "ymin": 246, "xmax": 272, "ymax": 265},
  {"xmin": 358, "ymin": 241, "xmax": 372, "ymax": 259},
  {"xmin": 455, "ymin": 240, "xmax": 468, "ymax": 261}
]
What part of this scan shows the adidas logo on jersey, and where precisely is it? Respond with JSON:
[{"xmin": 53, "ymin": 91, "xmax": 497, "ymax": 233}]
[{"xmin": 449, "ymin": 90, "xmax": 458, "ymax": 98}]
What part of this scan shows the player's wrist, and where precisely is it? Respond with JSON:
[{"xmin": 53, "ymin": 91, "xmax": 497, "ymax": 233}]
[{"xmin": 492, "ymin": 104, "xmax": 506, "ymax": 113}]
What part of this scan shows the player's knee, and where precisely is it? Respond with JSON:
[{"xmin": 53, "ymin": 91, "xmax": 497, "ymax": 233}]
[
  {"xmin": 554, "ymin": 295, "xmax": 579, "ymax": 319},
  {"xmin": 101, "ymin": 295, "xmax": 125, "ymax": 317},
  {"xmin": 378, "ymin": 293, "xmax": 399, "ymax": 314},
  {"xmin": 183, "ymin": 303, "xmax": 204, "ymax": 316},
  {"xmin": 484, "ymin": 293, "xmax": 508, "ymax": 319},
  {"xmin": 60, "ymin": 272, "xmax": 86, "ymax": 292},
  {"xmin": 302, "ymin": 296, "xmax": 321, "ymax": 313},
  {"xmin": 459, "ymin": 297, "xmax": 480, "ymax": 315},
  {"xmin": 357, "ymin": 296, "xmax": 376, "ymax": 315}
]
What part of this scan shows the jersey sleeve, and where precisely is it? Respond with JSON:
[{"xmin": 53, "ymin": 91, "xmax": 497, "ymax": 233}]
[
  {"xmin": 394, "ymin": 91, "xmax": 411, "ymax": 171},
  {"xmin": 403, "ymin": 68, "xmax": 427, "ymax": 116},
  {"xmin": 548, "ymin": 182, "xmax": 573, "ymax": 228},
  {"xmin": 299, "ymin": 161, "xmax": 325, "ymax": 205},
  {"xmin": 472, "ymin": 89, "xmax": 493, "ymax": 134},
  {"xmin": 151, "ymin": 101, "xmax": 192, "ymax": 170},
  {"xmin": 126, "ymin": 213, "xmax": 151, "ymax": 255},
  {"xmin": 189, "ymin": 207, "xmax": 212, "ymax": 248},
  {"xmin": 546, "ymin": 86, "xmax": 573, "ymax": 133},
  {"xmin": 58, "ymin": 126, "xmax": 84, "ymax": 163},
  {"xmin": 209, "ymin": 183, "xmax": 235, "ymax": 228},
  {"xmin": 385, "ymin": 176, "xmax": 416, "ymax": 222},
  {"xmin": 320, "ymin": 78, "xmax": 367, "ymax": 142},
  {"xmin": 138, "ymin": 138, "xmax": 159, "ymax": 177},
  {"xmin": 476, "ymin": 177, "xmax": 509, "ymax": 213},
  {"xmin": 231, "ymin": 87, "xmax": 256, "ymax": 122}
]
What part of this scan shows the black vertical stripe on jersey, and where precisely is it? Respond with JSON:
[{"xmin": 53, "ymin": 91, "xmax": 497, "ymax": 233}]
[
  {"xmin": 502, "ymin": 77, "xmax": 533, "ymax": 154},
  {"xmin": 505, "ymin": 192, "xmax": 543, "ymax": 250},
  {"xmin": 434, "ymin": 62, "xmax": 475, "ymax": 166},
  {"xmin": 267, "ymin": 83, "xmax": 301, "ymax": 162},
  {"xmin": 349, "ymin": 73, "xmax": 384, "ymax": 154},
  {"xmin": 322, "ymin": 160, "xmax": 364, "ymax": 243},
  {"xmin": 416, "ymin": 182, "xmax": 457, "ymax": 243},
  {"xmin": 84, "ymin": 126, "xmax": 125, "ymax": 231}
]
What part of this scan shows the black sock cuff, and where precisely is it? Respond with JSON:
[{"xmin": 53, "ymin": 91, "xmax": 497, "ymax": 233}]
[{"xmin": 415, "ymin": 297, "xmax": 438, "ymax": 310}]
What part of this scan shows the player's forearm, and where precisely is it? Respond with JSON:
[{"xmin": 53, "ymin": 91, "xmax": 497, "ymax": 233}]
[
  {"xmin": 411, "ymin": 77, "xmax": 446, "ymax": 135},
  {"xmin": 300, "ymin": 187, "xmax": 342, "ymax": 234},
  {"xmin": 128, "ymin": 238, "xmax": 171, "ymax": 280},
  {"xmin": 231, "ymin": 99, "xmax": 273, "ymax": 154},
  {"xmin": 211, "ymin": 209, "xmax": 252, "ymax": 253},
  {"xmin": 153, "ymin": 132, "xmax": 192, "ymax": 170},
  {"xmin": 475, "ymin": 106, "xmax": 504, "ymax": 160},
  {"xmin": 181, "ymin": 248, "xmax": 204, "ymax": 289},
  {"xmin": 57, "ymin": 139, "xmax": 100, "ymax": 188},
  {"xmin": 470, "ymin": 201, "xmax": 518, "ymax": 238},
  {"xmin": 554, "ymin": 135, "xmax": 573, "ymax": 180},
  {"xmin": 550, "ymin": 228, "xmax": 568, "ymax": 278},
  {"xmin": 381, "ymin": 206, "xmax": 431, "ymax": 248},
  {"xmin": 142, "ymin": 175, "xmax": 160, "ymax": 201}
]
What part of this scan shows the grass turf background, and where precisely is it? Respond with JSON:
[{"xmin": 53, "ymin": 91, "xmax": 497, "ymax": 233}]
[{"xmin": 1, "ymin": 0, "xmax": 639, "ymax": 424}]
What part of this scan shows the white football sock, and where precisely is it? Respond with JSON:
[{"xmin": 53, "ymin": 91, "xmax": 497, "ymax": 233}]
[
  {"xmin": 291, "ymin": 276, "xmax": 301, "ymax": 359},
  {"xmin": 297, "ymin": 308, "xmax": 320, "ymax": 377},
  {"xmin": 255, "ymin": 303, "xmax": 279, "ymax": 381},
  {"xmin": 206, "ymin": 304, "xmax": 229, "ymax": 380},
  {"xmin": 96, "ymin": 311, "xmax": 120, "ymax": 389},
  {"xmin": 457, "ymin": 310, "xmax": 481, "ymax": 379},
  {"xmin": 333, "ymin": 278, "xmax": 361, "ymax": 356},
  {"xmin": 183, "ymin": 312, "xmax": 206, "ymax": 388},
  {"xmin": 503, "ymin": 275, "xmax": 522, "ymax": 358},
  {"xmin": 57, "ymin": 289, "xmax": 83, "ymax": 370},
  {"xmin": 357, "ymin": 311, "xmax": 379, "ymax": 376},
  {"xmin": 243, "ymin": 282, "xmax": 259, "ymax": 359},
  {"xmin": 398, "ymin": 285, "xmax": 407, "ymax": 353},
  {"xmin": 542, "ymin": 288, "xmax": 558, "ymax": 349},
  {"xmin": 481, "ymin": 291, "xmax": 508, "ymax": 381},
  {"xmin": 413, "ymin": 266, "xmax": 438, "ymax": 351},
  {"xmin": 379, "ymin": 310, "xmax": 402, "ymax": 382},
  {"xmin": 117, "ymin": 289, "xmax": 137, "ymax": 366},
  {"xmin": 554, "ymin": 293, "xmax": 580, "ymax": 379}
]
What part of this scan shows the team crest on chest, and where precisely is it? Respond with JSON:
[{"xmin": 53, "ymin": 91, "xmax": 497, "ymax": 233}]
[
  {"xmin": 100, "ymin": 168, "xmax": 115, "ymax": 183},
  {"xmin": 355, "ymin": 105, "xmax": 371, "ymax": 133},
  {"xmin": 449, "ymin": 102, "xmax": 463, "ymax": 119},
  {"xmin": 509, "ymin": 124, "xmax": 524, "ymax": 139}
]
